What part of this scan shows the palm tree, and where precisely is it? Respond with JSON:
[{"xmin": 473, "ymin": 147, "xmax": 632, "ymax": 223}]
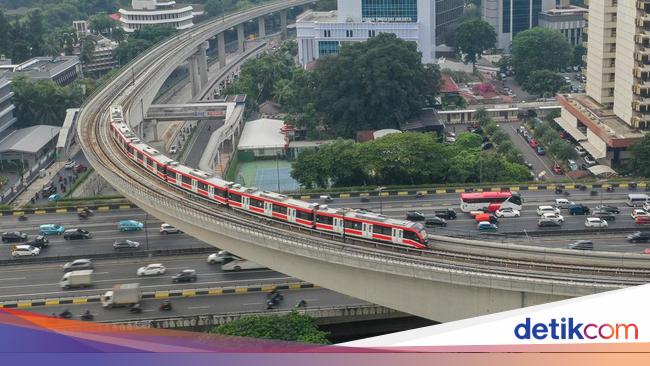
[
  {"xmin": 45, "ymin": 34, "xmax": 62, "ymax": 61},
  {"xmin": 79, "ymin": 35, "xmax": 97, "ymax": 65},
  {"xmin": 60, "ymin": 31, "xmax": 78, "ymax": 56}
]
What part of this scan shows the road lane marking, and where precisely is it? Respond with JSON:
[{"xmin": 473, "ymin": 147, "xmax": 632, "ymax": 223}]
[
  {"xmin": 0, "ymin": 277, "xmax": 26, "ymax": 281},
  {"xmin": 243, "ymin": 302, "xmax": 263, "ymax": 306},
  {"xmin": 187, "ymin": 306, "xmax": 210, "ymax": 310}
]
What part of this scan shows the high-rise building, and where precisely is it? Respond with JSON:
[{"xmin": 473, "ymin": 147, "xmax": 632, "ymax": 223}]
[
  {"xmin": 555, "ymin": 0, "xmax": 648, "ymax": 168},
  {"xmin": 538, "ymin": 5, "xmax": 588, "ymax": 46},
  {"xmin": 482, "ymin": 0, "xmax": 556, "ymax": 50},
  {"xmin": 296, "ymin": 0, "xmax": 463, "ymax": 65}
]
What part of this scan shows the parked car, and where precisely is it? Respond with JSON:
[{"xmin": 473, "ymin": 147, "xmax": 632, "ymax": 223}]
[
  {"xmin": 42, "ymin": 184, "xmax": 57, "ymax": 196},
  {"xmin": 26, "ymin": 235, "xmax": 49, "ymax": 249},
  {"xmin": 537, "ymin": 205, "xmax": 561, "ymax": 216},
  {"xmin": 585, "ymin": 217, "xmax": 608, "ymax": 228},
  {"xmin": 11, "ymin": 245, "xmax": 40, "ymax": 257},
  {"xmin": 477, "ymin": 221, "xmax": 498, "ymax": 232},
  {"xmin": 406, "ymin": 211, "xmax": 426, "ymax": 221},
  {"xmin": 481, "ymin": 142, "xmax": 493, "ymax": 150},
  {"xmin": 627, "ymin": 231, "xmax": 650, "ymax": 243},
  {"xmin": 160, "ymin": 223, "xmax": 182, "ymax": 234},
  {"xmin": 137, "ymin": 264, "xmax": 166, "ymax": 276},
  {"xmin": 569, "ymin": 240, "xmax": 593, "ymax": 250},
  {"xmin": 169, "ymin": 145, "xmax": 178, "ymax": 154},
  {"xmin": 172, "ymin": 269, "xmax": 197, "ymax": 283},
  {"xmin": 64, "ymin": 160, "xmax": 76, "ymax": 169},
  {"xmin": 595, "ymin": 205, "xmax": 620, "ymax": 214},
  {"xmin": 575, "ymin": 146, "xmax": 587, "ymax": 156},
  {"xmin": 568, "ymin": 204, "xmax": 591, "ymax": 215},
  {"xmin": 567, "ymin": 159, "xmax": 579, "ymax": 171},
  {"xmin": 536, "ymin": 146, "xmax": 546, "ymax": 155},
  {"xmin": 552, "ymin": 163, "xmax": 563, "ymax": 175},
  {"xmin": 529, "ymin": 139, "xmax": 537, "ymax": 149},
  {"xmin": 63, "ymin": 259, "xmax": 93, "ymax": 272},
  {"xmin": 113, "ymin": 239, "xmax": 141, "ymax": 250},
  {"xmin": 63, "ymin": 228, "xmax": 92, "ymax": 240},
  {"xmin": 118, "ymin": 220, "xmax": 144, "ymax": 231},
  {"xmin": 631, "ymin": 209, "xmax": 650, "ymax": 219},
  {"xmin": 1, "ymin": 231, "xmax": 27, "ymax": 243},
  {"xmin": 584, "ymin": 155, "xmax": 597, "ymax": 166},
  {"xmin": 424, "ymin": 216, "xmax": 447, "ymax": 227},
  {"xmin": 39, "ymin": 224, "xmax": 65, "ymax": 236},
  {"xmin": 495, "ymin": 208, "xmax": 521, "ymax": 218}
]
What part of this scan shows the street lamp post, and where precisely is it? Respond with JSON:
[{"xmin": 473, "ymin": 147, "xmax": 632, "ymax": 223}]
[{"xmin": 377, "ymin": 186, "xmax": 387, "ymax": 214}]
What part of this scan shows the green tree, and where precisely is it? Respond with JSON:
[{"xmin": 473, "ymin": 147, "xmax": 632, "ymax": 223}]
[
  {"xmin": 212, "ymin": 312, "xmax": 330, "ymax": 344},
  {"xmin": 45, "ymin": 34, "xmax": 62, "ymax": 61},
  {"xmin": 311, "ymin": 33, "xmax": 440, "ymax": 136},
  {"xmin": 11, "ymin": 77, "xmax": 83, "ymax": 128},
  {"xmin": 454, "ymin": 132, "xmax": 483, "ymax": 149},
  {"xmin": 523, "ymin": 69, "xmax": 566, "ymax": 97},
  {"xmin": 26, "ymin": 9, "xmax": 45, "ymax": 57},
  {"xmin": 475, "ymin": 108, "xmax": 491, "ymax": 126},
  {"xmin": 80, "ymin": 35, "xmax": 97, "ymax": 65},
  {"xmin": 627, "ymin": 134, "xmax": 650, "ymax": 177},
  {"xmin": 89, "ymin": 13, "xmax": 117, "ymax": 34},
  {"xmin": 452, "ymin": 19, "xmax": 496, "ymax": 69},
  {"xmin": 573, "ymin": 44, "xmax": 586, "ymax": 67},
  {"xmin": 511, "ymin": 27, "xmax": 572, "ymax": 83}
]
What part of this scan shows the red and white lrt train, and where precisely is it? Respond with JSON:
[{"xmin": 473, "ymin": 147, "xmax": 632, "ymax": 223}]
[{"xmin": 108, "ymin": 106, "xmax": 428, "ymax": 249}]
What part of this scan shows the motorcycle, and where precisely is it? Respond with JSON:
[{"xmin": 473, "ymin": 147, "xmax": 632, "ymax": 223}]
[
  {"xmin": 564, "ymin": 191, "xmax": 570, "ymax": 196},
  {"xmin": 17, "ymin": 214, "xmax": 27, "ymax": 221},
  {"xmin": 266, "ymin": 291, "xmax": 283, "ymax": 310},
  {"xmin": 80, "ymin": 310, "xmax": 94, "ymax": 321},
  {"xmin": 159, "ymin": 300, "xmax": 172, "ymax": 311},
  {"xmin": 59, "ymin": 309, "xmax": 72, "ymax": 319},
  {"xmin": 606, "ymin": 186, "xmax": 615, "ymax": 192},
  {"xmin": 129, "ymin": 303, "xmax": 142, "ymax": 313},
  {"xmin": 554, "ymin": 188, "xmax": 563, "ymax": 194},
  {"xmin": 415, "ymin": 192, "xmax": 425, "ymax": 199},
  {"xmin": 295, "ymin": 299, "xmax": 307, "ymax": 309}
]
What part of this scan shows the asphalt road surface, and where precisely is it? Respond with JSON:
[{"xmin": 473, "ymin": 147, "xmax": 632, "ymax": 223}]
[{"xmin": 0, "ymin": 254, "xmax": 295, "ymax": 301}]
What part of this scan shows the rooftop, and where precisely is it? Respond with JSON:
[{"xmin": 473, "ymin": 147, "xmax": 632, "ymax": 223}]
[
  {"xmin": 440, "ymin": 75, "xmax": 460, "ymax": 94},
  {"xmin": 297, "ymin": 10, "xmax": 339, "ymax": 23},
  {"xmin": 14, "ymin": 56, "xmax": 79, "ymax": 74},
  {"xmin": 238, "ymin": 119, "xmax": 287, "ymax": 150},
  {"xmin": 557, "ymin": 94, "xmax": 645, "ymax": 148},
  {"xmin": 541, "ymin": 5, "xmax": 588, "ymax": 16},
  {"xmin": 0, "ymin": 125, "xmax": 60, "ymax": 154}
]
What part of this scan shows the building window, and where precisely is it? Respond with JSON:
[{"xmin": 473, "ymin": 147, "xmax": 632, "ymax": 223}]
[
  {"xmin": 361, "ymin": 0, "xmax": 417, "ymax": 22},
  {"xmin": 502, "ymin": 0, "xmax": 511, "ymax": 33},
  {"xmin": 346, "ymin": 30, "xmax": 353, "ymax": 38},
  {"xmin": 368, "ymin": 30, "xmax": 376, "ymax": 37},
  {"xmin": 318, "ymin": 41, "xmax": 340, "ymax": 57}
]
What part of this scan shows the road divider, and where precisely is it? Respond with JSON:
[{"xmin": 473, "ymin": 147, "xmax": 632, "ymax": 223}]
[
  {"xmin": 0, "ymin": 282, "xmax": 316, "ymax": 309},
  {"xmin": 2, "ymin": 203, "xmax": 138, "ymax": 217}
]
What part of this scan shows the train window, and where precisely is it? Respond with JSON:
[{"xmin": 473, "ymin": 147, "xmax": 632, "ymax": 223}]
[
  {"xmin": 316, "ymin": 215, "xmax": 333, "ymax": 225},
  {"xmin": 272, "ymin": 204, "xmax": 288, "ymax": 214},
  {"xmin": 344, "ymin": 220, "xmax": 362, "ymax": 231},
  {"xmin": 181, "ymin": 174, "xmax": 192, "ymax": 185},
  {"xmin": 372, "ymin": 225, "xmax": 391, "ymax": 235},
  {"xmin": 228, "ymin": 192, "xmax": 242, "ymax": 202},
  {"xmin": 147, "ymin": 158, "xmax": 155, "ymax": 168},
  {"xmin": 197, "ymin": 181, "xmax": 208, "ymax": 191},
  {"xmin": 403, "ymin": 230, "xmax": 417, "ymax": 241},
  {"xmin": 136, "ymin": 151, "xmax": 143, "ymax": 161},
  {"xmin": 249, "ymin": 198, "xmax": 264, "ymax": 208},
  {"xmin": 214, "ymin": 188, "xmax": 227, "ymax": 197},
  {"xmin": 127, "ymin": 145, "xmax": 134, "ymax": 155},
  {"xmin": 157, "ymin": 164, "xmax": 166, "ymax": 174},
  {"xmin": 296, "ymin": 210, "xmax": 314, "ymax": 221},
  {"xmin": 166, "ymin": 169, "xmax": 176, "ymax": 179}
]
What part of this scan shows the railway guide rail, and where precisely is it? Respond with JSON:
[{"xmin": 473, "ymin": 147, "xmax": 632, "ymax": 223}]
[{"xmin": 77, "ymin": 0, "xmax": 650, "ymax": 319}]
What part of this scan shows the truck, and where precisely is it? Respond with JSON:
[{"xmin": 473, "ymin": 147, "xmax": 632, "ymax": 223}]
[
  {"xmin": 221, "ymin": 259, "xmax": 266, "ymax": 272},
  {"xmin": 59, "ymin": 270, "xmax": 93, "ymax": 289},
  {"xmin": 100, "ymin": 283, "xmax": 141, "ymax": 308}
]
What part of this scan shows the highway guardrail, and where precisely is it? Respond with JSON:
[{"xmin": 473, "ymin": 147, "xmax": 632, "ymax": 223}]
[
  {"xmin": 0, "ymin": 281, "xmax": 316, "ymax": 309},
  {"xmin": 1, "ymin": 203, "xmax": 138, "ymax": 217}
]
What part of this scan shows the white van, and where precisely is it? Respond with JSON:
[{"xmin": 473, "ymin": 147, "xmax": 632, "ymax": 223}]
[
  {"xmin": 221, "ymin": 259, "xmax": 266, "ymax": 272},
  {"xmin": 627, "ymin": 194, "xmax": 649, "ymax": 207}
]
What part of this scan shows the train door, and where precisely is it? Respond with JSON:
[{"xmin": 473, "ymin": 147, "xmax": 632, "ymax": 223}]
[
  {"xmin": 264, "ymin": 202, "xmax": 273, "ymax": 217},
  {"xmin": 392, "ymin": 228, "xmax": 404, "ymax": 245},
  {"xmin": 287, "ymin": 208, "xmax": 296, "ymax": 223},
  {"xmin": 242, "ymin": 196, "xmax": 250, "ymax": 210},
  {"xmin": 333, "ymin": 217, "xmax": 344, "ymax": 234},
  {"xmin": 361, "ymin": 223, "xmax": 372, "ymax": 239},
  {"xmin": 191, "ymin": 179, "xmax": 198, "ymax": 193}
]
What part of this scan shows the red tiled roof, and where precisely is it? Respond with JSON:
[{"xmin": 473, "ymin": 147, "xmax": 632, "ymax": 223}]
[
  {"xmin": 440, "ymin": 74, "xmax": 460, "ymax": 93},
  {"xmin": 110, "ymin": 13, "xmax": 121, "ymax": 21}
]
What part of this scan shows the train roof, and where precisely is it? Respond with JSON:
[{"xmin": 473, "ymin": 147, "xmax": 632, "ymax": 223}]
[
  {"xmin": 110, "ymin": 106, "xmax": 123, "ymax": 121},
  {"xmin": 169, "ymin": 164, "xmax": 212, "ymax": 180}
]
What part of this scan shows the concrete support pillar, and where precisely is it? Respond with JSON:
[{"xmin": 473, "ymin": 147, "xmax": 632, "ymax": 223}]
[
  {"xmin": 189, "ymin": 55, "xmax": 201, "ymax": 98},
  {"xmin": 237, "ymin": 23, "xmax": 245, "ymax": 53},
  {"xmin": 152, "ymin": 119, "xmax": 159, "ymax": 141},
  {"xmin": 280, "ymin": 10, "xmax": 288, "ymax": 40},
  {"xmin": 218, "ymin": 32, "xmax": 226, "ymax": 69},
  {"xmin": 198, "ymin": 41, "xmax": 209, "ymax": 89},
  {"xmin": 258, "ymin": 16, "xmax": 266, "ymax": 38}
]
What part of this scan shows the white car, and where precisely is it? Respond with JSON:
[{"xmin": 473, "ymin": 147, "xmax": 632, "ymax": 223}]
[
  {"xmin": 585, "ymin": 217, "xmax": 608, "ymax": 228},
  {"xmin": 221, "ymin": 259, "xmax": 266, "ymax": 272},
  {"xmin": 495, "ymin": 208, "xmax": 520, "ymax": 218},
  {"xmin": 160, "ymin": 223, "xmax": 182, "ymax": 234},
  {"xmin": 575, "ymin": 146, "xmax": 587, "ymax": 156},
  {"xmin": 537, "ymin": 205, "xmax": 560, "ymax": 216},
  {"xmin": 207, "ymin": 250, "xmax": 238, "ymax": 264},
  {"xmin": 584, "ymin": 155, "xmax": 597, "ymax": 166},
  {"xmin": 12, "ymin": 245, "xmax": 40, "ymax": 257},
  {"xmin": 137, "ymin": 263, "xmax": 166, "ymax": 276},
  {"xmin": 643, "ymin": 202, "xmax": 650, "ymax": 212},
  {"xmin": 554, "ymin": 198, "xmax": 574, "ymax": 209},
  {"xmin": 169, "ymin": 145, "xmax": 178, "ymax": 154},
  {"xmin": 541, "ymin": 213, "xmax": 564, "ymax": 223},
  {"xmin": 631, "ymin": 209, "xmax": 650, "ymax": 219}
]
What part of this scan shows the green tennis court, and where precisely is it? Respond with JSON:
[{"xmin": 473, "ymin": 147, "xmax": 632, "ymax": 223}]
[{"xmin": 235, "ymin": 160, "xmax": 300, "ymax": 192}]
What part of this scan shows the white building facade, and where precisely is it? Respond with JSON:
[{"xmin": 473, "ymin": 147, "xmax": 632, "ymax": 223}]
[
  {"xmin": 482, "ymin": 0, "xmax": 556, "ymax": 50},
  {"xmin": 538, "ymin": 5, "xmax": 588, "ymax": 46},
  {"xmin": 297, "ymin": 0, "xmax": 455, "ymax": 65},
  {"xmin": 119, "ymin": 0, "xmax": 194, "ymax": 33}
]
